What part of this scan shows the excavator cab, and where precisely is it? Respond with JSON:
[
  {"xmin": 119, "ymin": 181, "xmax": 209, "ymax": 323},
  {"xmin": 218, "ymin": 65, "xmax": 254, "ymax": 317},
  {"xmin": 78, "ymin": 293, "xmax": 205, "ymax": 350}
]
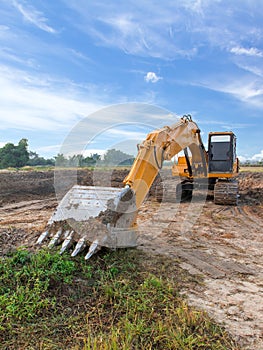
[
  {"xmin": 208, "ymin": 132, "xmax": 237, "ymax": 174},
  {"xmin": 173, "ymin": 130, "xmax": 239, "ymax": 204},
  {"xmin": 207, "ymin": 131, "xmax": 239, "ymax": 205}
]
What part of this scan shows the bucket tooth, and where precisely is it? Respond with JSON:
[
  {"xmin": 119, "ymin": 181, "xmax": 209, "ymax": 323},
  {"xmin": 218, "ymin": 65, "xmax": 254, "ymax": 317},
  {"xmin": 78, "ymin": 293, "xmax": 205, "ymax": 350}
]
[
  {"xmin": 85, "ymin": 239, "xmax": 100, "ymax": 260},
  {"xmin": 71, "ymin": 237, "xmax": 87, "ymax": 257},
  {"xmin": 37, "ymin": 230, "xmax": 50, "ymax": 244},
  {"xmin": 62, "ymin": 229, "xmax": 70, "ymax": 240},
  {"xmin": 60, "ymin": 231, "xmax": 75, "ymax": 254},
  {"xmin": 48, "ymin": 228, "xmax": 63, "ymax": 248},
  {"xmin": 36, "ymin": 185, "xmax": 137, "ymax": 258}
]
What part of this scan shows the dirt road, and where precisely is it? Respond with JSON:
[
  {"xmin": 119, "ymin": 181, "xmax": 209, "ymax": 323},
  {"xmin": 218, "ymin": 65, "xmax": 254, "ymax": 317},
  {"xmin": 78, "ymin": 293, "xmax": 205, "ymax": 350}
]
[{"xmin": 0, "ymin": 169, "xmax": 262, "ymax": 349}]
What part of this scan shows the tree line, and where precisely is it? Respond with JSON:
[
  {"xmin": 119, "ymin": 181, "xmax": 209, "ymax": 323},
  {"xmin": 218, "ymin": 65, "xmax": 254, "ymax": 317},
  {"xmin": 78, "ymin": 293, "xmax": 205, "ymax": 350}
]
[
  {"xmin": 2, "ymin": 138, "xmax": 261, "ymax": 170},
  {"xmin": 0, "ymin": 139, "xmax": 135, "ymax": 169}
]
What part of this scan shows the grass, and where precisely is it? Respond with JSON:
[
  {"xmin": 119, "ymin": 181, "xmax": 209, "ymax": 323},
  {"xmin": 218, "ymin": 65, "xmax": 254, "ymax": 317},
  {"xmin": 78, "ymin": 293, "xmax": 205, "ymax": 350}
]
[
  {"xmin": 1, "ymin": 164, "xmax": 262, "ymax": 174},
  {"xmin": 0, "ymin": 165, "xmax": 132, "ymax": 172},
  {"xmin": 0, "ymin": 248, "xmax": 239, "ymax": 350},
  {"xmin": 240, "ymin": 166, "xmax": 263, "ymax": 172},
  {"xmin": 0, "ymin": 166, "xmax": 55, "ymax": 172}
]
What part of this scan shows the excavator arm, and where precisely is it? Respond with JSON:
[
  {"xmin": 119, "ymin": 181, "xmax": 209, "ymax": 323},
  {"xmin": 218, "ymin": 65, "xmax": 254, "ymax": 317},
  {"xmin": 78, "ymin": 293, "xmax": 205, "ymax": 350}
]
[{"xmin": 123, "ymin": 115, "xmax": 207, "ymax": 209}]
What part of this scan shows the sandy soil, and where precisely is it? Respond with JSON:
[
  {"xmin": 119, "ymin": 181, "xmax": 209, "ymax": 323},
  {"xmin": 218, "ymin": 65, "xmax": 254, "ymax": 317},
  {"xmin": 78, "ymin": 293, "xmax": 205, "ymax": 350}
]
[{"xmin": 0, "ymin": 169, "xmax": 262, "ymax": 349}]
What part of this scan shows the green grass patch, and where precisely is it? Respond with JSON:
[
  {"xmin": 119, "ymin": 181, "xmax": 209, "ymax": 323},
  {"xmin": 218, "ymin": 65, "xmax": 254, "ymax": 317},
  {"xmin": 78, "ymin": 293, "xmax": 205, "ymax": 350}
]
[{"xmin": 0, "ymin": 248, "xmax": 239, "ymax": 349}]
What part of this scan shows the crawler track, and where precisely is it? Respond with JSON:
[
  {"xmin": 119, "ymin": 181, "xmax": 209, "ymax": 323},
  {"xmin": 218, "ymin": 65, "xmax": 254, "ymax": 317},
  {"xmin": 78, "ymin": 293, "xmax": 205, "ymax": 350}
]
[{"xmin": 214, "ymin": 180, "xmax": 239, "ymax": 205}]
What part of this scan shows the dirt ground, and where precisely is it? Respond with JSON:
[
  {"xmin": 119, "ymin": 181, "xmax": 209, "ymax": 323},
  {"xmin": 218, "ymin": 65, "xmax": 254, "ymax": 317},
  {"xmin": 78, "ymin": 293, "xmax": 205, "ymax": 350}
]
[{"xmin": 0, "ymin": 169, "xmax": 262, "ymax": 350}]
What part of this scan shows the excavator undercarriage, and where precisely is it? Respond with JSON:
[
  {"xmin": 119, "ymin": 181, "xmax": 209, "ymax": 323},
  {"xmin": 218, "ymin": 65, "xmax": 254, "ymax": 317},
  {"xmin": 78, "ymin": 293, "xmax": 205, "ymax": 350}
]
[{"xmin": 156, "ymin": 177, "xmax": 239, "ymax": 205}]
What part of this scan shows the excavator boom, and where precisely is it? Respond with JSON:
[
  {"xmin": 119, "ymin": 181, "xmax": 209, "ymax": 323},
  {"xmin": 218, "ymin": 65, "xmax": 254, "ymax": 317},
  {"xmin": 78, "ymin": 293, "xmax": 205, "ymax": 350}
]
[{"xmin": 123, "ymin": 115, "xmax": 207, "ymax": 208}]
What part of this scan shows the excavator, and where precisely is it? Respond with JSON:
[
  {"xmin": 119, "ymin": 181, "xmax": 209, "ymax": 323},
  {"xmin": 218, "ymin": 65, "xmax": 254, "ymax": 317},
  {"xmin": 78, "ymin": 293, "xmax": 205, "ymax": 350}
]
[{"xmin": 37, "ymin": 115, "xmax": 239, "ymax": 259}]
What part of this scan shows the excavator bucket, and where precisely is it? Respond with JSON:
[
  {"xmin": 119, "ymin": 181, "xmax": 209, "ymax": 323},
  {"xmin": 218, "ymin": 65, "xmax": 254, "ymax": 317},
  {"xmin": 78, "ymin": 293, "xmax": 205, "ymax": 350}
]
[{"xmin": 37, "ymin": 185, "xmax": 138, "ymax": 259}]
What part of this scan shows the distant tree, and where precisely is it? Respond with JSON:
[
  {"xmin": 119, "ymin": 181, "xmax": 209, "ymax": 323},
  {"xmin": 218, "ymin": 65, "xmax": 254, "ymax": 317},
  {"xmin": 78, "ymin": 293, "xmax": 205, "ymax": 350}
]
[
  {"xmin": 53, "ymin": 153, "xmax": 103, "ymax": 167},
  {"xmin": 27, "ymin": 151, "xmax": 55, "ymax": 166},
  {"xmin": 54, "ymin": 153, "xmax": 68, "ymax": 166},
  {"xmin": 16, "ymin": 138, "xmax": 30, "ymax": 167},
  {"xmin": 0, "ymin": 143, "xmax": 15, "ymax": 168},
  {"xmin": 83, "ymin": 153, "xmax": 101, "ymax": 166},
  {"xmin": 91, "ymin": 153, "xmax": 101, "ymax": 162},
  {"xmin": 103, "ymin": 149, "xmax": 134, "ymax": 166},
  {"xmin": 68, "ymin": 154, "xmax": 85, "ymax": 167},
  {"xmin": 0, "ymin": 138, "xmax": 29, "ymax": 168},
  {"xmin": 45, "ymin": 158, "xmax": 55, "ymax": 166}
]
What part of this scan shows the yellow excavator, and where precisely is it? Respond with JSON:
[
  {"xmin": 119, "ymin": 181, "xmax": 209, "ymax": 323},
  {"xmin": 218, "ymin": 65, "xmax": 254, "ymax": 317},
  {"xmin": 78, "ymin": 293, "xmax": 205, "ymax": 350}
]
[{"xmin": 37, "ymin": 115, "xmax": 239, "ymax": 259}]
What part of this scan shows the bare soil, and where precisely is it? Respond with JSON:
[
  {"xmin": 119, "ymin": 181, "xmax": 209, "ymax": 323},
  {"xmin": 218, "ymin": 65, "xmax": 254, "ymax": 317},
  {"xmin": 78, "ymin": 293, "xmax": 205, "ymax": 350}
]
[{"xmin": 0, "ymin": 169, "xmax": 262, "ymax": 350}]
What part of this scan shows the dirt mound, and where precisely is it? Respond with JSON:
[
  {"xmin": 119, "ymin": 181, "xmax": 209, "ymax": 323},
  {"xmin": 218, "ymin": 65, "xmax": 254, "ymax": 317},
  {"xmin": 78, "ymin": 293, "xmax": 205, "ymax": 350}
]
[
  {"xmin": 2, "ymin": 169, "xmax": 260, "ymax": 205},
  {"xmin": 0, "ymin": 169, "xmax": 130, "ymax": 206},
  {"xmin": 0, "ymin": 170, "xmax": 55, "ymax": 205},
  {"xmin": 238, "ymin": 171, "xmax": 263, "ymax": 204}
]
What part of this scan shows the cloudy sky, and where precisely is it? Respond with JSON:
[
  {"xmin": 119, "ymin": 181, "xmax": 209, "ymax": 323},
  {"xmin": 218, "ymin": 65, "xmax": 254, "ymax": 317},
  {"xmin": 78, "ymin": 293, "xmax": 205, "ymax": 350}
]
[{"xmin": 0, "ymin": 0, "xmax": 263, "ymax": 161}]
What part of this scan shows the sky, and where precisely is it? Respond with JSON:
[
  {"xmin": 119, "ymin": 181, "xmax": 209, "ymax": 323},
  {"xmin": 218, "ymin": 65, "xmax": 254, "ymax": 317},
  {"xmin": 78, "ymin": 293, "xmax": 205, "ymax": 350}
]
[{"xmin": 0, "ymin": 0, "xmax": 263, "ymax": 162}]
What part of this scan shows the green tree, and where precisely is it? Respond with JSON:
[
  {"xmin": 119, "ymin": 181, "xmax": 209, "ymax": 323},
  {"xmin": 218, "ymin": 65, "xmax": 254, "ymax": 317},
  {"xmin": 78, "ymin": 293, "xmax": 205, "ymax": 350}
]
[
  {"xmin": 83, "ymin": 153, "xmax": 101, "ymax": 166},
  {"xmin": 68, "ymin": 154, "xmax": 84, "ymax": 167},
  {"xmin": 54, "ymin": 153, "xmax": 68, "ymax": 166},
  {"xmin": 0, "ymin": 139, "xmax": 29, "ymax": 169},
  {"xmin": 103, "ymin": 149, "xmax": 134, "ymax": 166},
  {"xmin": 27, "ymin": 151, "xmax": 55, "ymax": 166},
  {"xmin": 16, "ymin": 139, "xmax": 29, "ymax": 167}
]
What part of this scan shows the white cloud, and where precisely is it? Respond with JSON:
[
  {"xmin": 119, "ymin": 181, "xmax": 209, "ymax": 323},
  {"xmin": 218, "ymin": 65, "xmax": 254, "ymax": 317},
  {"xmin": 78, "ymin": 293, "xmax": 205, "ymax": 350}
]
[
  {"xmin": 34, "ymin": 144, "xmax": 61, "ymax": 155},
  {"xmin": 199, "ymin": 119, "xmax": 254, "ymax": 129},
  {"xmin": 82, "ymin": 149, "xmax": 106, "ymax": 157},
  {"xmin": 12, "ymin": 0, "xmax": 57, "ymax": 34},
  {"xmin": 237, "ymin": 150, "xmax": 263, "ymax": 162},
  {"xmin": 252, "ymin": 149, "xmax": 263, "ymax": 161},
  {"xmin": 230, "ymin": 46, "xmax": 263, "ymax": 58},
  {"xmin": 64, "ymin": 1, "xmax": 263, "ymax": 62},
  {"xmin": 144, "ymin": 72, "xmax": 162, "ymax": 83},
  {"xmin": 66, "ymin": 2, "xmax": 201, "ymax": 59},
  {"xmin": 35, "ymin": 144, "xmax": 107, "ymax": 158},
  {"xmin": 237, "ymin": 155, "xmax": 247, "ymax": 163},
  {"xmin": 0, "ymin": 63, "xmax": 176, "ymax": 158},
  {"xmin": 0, "ymin": 25, "xmax": 9, "ymax": 30},
  {"xmin": 0, "ymin": 65, "xmax": 103, "ymax": 131},
  {"xmin": 105, "ymin": 128, "xmax": 149, "ymax": 140},
  {"xmin": 192, "ymin": 76, "xmax": 263, "ymax": 109},
  {"xmin": 225, "ymin": 81, "xmax": 263, "ymax": 100},
  {"xmin": 233, "ymin": 62, "xmax": 263, "ymax": 78}
]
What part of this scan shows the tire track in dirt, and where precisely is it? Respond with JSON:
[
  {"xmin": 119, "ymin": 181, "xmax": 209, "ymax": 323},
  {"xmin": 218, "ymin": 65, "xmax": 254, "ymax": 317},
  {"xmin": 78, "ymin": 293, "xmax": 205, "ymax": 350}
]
[
  {"xmin": 137, "ymin": 196, "xmax": 263, "ymax": 350},
  {"xmin": 0, "ymin": 199, "xmax": 57, "ymax": 227},
  {"xmin": 232, "ymin": 206, "xmax": 263, "ymax": 232}
]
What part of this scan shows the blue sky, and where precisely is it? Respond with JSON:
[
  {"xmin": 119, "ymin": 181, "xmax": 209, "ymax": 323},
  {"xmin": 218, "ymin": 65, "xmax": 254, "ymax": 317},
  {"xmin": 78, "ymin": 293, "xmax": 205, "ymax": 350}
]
[{"xmin": 0, "ymin": 0, "xmax": 263, "ymax": 161}]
